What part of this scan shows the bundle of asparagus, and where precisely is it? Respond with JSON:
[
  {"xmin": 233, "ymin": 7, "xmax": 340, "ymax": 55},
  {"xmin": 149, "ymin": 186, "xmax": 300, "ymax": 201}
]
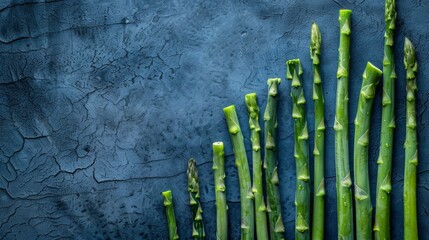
[{"xmin": 158, "ymin": 3, "xmax": 422, "ymax": 240}]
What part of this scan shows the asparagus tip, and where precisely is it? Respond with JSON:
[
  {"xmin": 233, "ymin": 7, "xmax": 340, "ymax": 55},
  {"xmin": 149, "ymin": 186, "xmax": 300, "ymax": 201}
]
[
  {"xmin": 365, "ymin": 62, "xmax": 383, "ymax": 77},
  {"xmin": 339, "ymin": 9, "xmax": 352, "ymax": 16},
  {"xmin": 267, "ymin": 77, "xmax": 281, "ymax": 85},
  {"xmin": 223, "ymin": 105, "xmax": 236, "ymax": 115},
  {"xmin": 162, "ymin": 190, "xmax": 172, "ymax": 197},
  {"xmin": 245, "ymin": 93, "xmax": 259, "ymax": 115},
  {"xmin": 404, "ymin": 37, "xmax": 416, "ymax": 65},
  {"xmin": 187, "ymin": 158, "xmax": 200, "ymax": 193},
  {"xmin": 310, "ymin": 23, "xmax": 321, "ymax": 50}
]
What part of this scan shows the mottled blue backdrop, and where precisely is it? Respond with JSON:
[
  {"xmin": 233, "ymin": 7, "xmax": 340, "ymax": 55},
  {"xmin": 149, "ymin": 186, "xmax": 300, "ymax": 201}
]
[{"xmin": 0, "ymin": 0, "xmax": 428, "ymax": 239}]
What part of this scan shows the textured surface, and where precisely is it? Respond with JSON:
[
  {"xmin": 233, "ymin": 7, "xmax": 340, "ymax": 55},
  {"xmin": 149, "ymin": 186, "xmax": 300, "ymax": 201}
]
[{"xmin": 0, "ymin": 0, "xmax": 428, "ymax": 239}]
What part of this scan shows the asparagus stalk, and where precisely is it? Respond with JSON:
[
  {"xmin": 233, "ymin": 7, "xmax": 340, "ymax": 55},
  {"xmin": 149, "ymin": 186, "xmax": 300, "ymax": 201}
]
[
  {"xmin": 334, "ymin": 9, "xmax": 353, "ymax": 240},
  {"xmin": 187, "ymin": 158, "xmax": 205, "ymax": 240},
  {"xmin": 212, "ymin": 142, "xmax": 228, "ymax": 240},
  {"xmin": 223, "ymin": 105, "xmax": 255, "ymax": 240},
  {"xmin": 162, "ymin": 190, "xmax": 180, "ymax": 240},
  {"xmin": 310, "ymin": 22, "xmax": 325, "ymax": 240},
  {"xmin": 287, "ymin": 59, "xmax": 311, "ymax": 240},
  {"xmin": 353, "ymin": 62, "xmax": 382, "ymax": 239},
  {"xmin": 264, "ymin": 78, "xmax": 285, "ymax": 239},
  {"xmin": 403, "ymin": 37, "xmax": 418, "ymax": 240},
  {"xmin": 245, "ymin": 93, "xmax": 269, "ymax": 240},
  {"xmin": 374, "ymin": 1, "xmax": 397, "ymax": 238}
]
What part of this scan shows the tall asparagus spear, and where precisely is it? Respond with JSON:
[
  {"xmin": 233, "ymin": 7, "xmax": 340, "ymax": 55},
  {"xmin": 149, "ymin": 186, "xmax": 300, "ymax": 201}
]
[
  {"xmin": 223, "ymin": 105, "xmax": 255, "ymax": 240},
  {"xmin": 287, "ymin": 59, "xmax": 311, "ymax": 240},
  {"xmin": 334, "ymin": 9, "xmax": 353, "ymax": 240},
  {"xmin": 354, "ymin": 62, "xmax": 382, "ymax": 239},
  {"xmin": 374, "ymin": 0, "xmax": 396, "ymax": 240},
  {"xmin": 162, "ymin": 190, "xmax": 180, "ymax": 240},
  {"xmin": 264, "ymin": 78, "xmax": 285, "ymax": 240},
  {"xmin": 374, "ymin": 1, "xmax": 397, "ymax": 238},
  {"xmin": 187, "ymin": 158, "xmax": 205, "ymax": 240},
  {"xmin": 310, "ymin": 22, "xmax": 325, "ymax": 240},
  {"xmin": 245, "ymin": 93, "xmax": 269, "ymax": 240},
  {"xmin": 403, "ymin": 37, "xmax": 418, "ymax": 240},
  {"xmin": 213, "ymin": 142, "xmax": 228, "ymax": 240}
]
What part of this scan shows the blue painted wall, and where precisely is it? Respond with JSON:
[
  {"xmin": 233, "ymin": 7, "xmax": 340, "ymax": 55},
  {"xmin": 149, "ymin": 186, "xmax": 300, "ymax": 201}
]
[{"xmin": 0, "ymin": 0, "xmax": 428, "ymax": 239}]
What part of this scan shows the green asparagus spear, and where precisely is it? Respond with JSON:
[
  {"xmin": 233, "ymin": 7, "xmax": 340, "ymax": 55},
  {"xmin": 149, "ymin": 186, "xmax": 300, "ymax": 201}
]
[
  {"xmin": 334, "ymin": 9, "xmax": 353, "ymax": 240},
  {"xmin": 287, "ymin": 59, "xmax": 311, "ymax": 240},
  {"xmin": 310, "ymin": 22, "xmax": 325, "ymax": 240},
  {"xmin": 245, "ymin": 93, "xmax": 269, "ymax": 240},
  {"xmin": 264, "ymin": 78, "xmax": 285, "ymax": 240},
  {"xmin": 162, "ymin": 190, "xmax": 180, "ymax": 240},
  {"xmin": 224, "ymin": 105, "xmax": 255, "ymax": 240},
  {"xmin": 213, "ymin": 142, "xmax": 228, "ymax": 240},
  {"xmin": 354, "ymin": 62, "xmax": 382, "ymax": 240},
  {"xmin": 374, "ymin": 1, "xmax": 397, "ymax": 238},
  {"xmin": 403, "ymin": 37, "xmax": 418, "ymax": 240},
  {"xmin": 187, "ymin": 158, "xmax": 205, "ymax": 240}
]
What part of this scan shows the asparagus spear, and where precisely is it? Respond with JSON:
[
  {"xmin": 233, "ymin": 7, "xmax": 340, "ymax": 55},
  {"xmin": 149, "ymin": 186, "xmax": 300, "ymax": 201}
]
[
  {"xmin": 162, "ymin": 190, "xmax": 180, "ymax": 240},
  {"xmin": 374, "ymin": 1, "xmax": 397, "ymax": 238},
  {"xmin": 403, "ymin": 37, "xmax": 418, "ymax": 240},
  {"xmin": 310, "ymin": 22, "xmax": 325, "ymax": 240},
  {"xmin": 353, "ymin": 62, "xmax": 382, "ymax": 239},
  {"xmin": 334, "ymin": 9, "xmax": 353, "ymax": 240},
  {"xmin": 223, "ymin": 105, "xmax": 255, "ymax": 240},
  {"xmin": 187, "ymin": 158, "xmax": 205, "ymax": 240},
  {"xmin": 212, "ymin": 142, "xmax": 228, "ymax": 240},
  {"xmin": 245, "ymin": 93, "xmax": 269, "ymax": 240},
  {"xmin": 287, "ymin": 59, "xmax": 311, "ymax": 240},
  {"xmin": 264, "ymin": 78, "xmax": 285, "ymax": 240}
]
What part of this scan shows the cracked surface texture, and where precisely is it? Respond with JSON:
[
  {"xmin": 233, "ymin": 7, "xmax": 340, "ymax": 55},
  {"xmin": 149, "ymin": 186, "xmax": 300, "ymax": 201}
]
[{"xmin": 0, "ymin": 0, "xmax": 428, "ymax": 239}]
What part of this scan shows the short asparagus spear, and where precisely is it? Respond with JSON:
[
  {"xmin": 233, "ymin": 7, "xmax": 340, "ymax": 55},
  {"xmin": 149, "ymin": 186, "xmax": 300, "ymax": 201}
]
[
  {"xmin": 403, "ymin": 37, "xmax": 418, "ymax": 240},
  {"xmin": 224, "ymin": 105, "xmax": 255, "ymax": 240},
  {"xmin": 212, "ymin": 142, "xmax": 228, "ymax": 240},
  {"xmin": 353, "ymin": 62, "xmax": 382, "ymax": 240},
  {"xmin": 245, "ymin": 93, "xmax": 269, "ymax": 240},
  {"xmin": 334, "ymin": 9, "xmax": 354, "ymax": 240},
  {"xmin": 287, "ymin": 59, "xmax": 311, "ymax": 240},
  {"xmin": 162, "ymin": 190, "xmax": 180, "ymax": 240},
  {"xmin": 187, "ymin": 158, "xmax": 205, "ymax": 240},
  {"xmin": 374, "ymin": 1, "xmax": 397, "ymax": 238},
  {"xmin": 310, "ymin": 22, "xmax": 326, "ymax": 240},
  {"xmin": 264, "ymin": 78, "xmax": 285, "ymax": 239}
]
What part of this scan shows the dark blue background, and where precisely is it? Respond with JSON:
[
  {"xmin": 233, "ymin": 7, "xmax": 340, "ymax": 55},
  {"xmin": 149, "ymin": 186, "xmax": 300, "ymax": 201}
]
[{"xmin": 0, "ymin": 0, "xmax": 428, "ymax": 239}]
